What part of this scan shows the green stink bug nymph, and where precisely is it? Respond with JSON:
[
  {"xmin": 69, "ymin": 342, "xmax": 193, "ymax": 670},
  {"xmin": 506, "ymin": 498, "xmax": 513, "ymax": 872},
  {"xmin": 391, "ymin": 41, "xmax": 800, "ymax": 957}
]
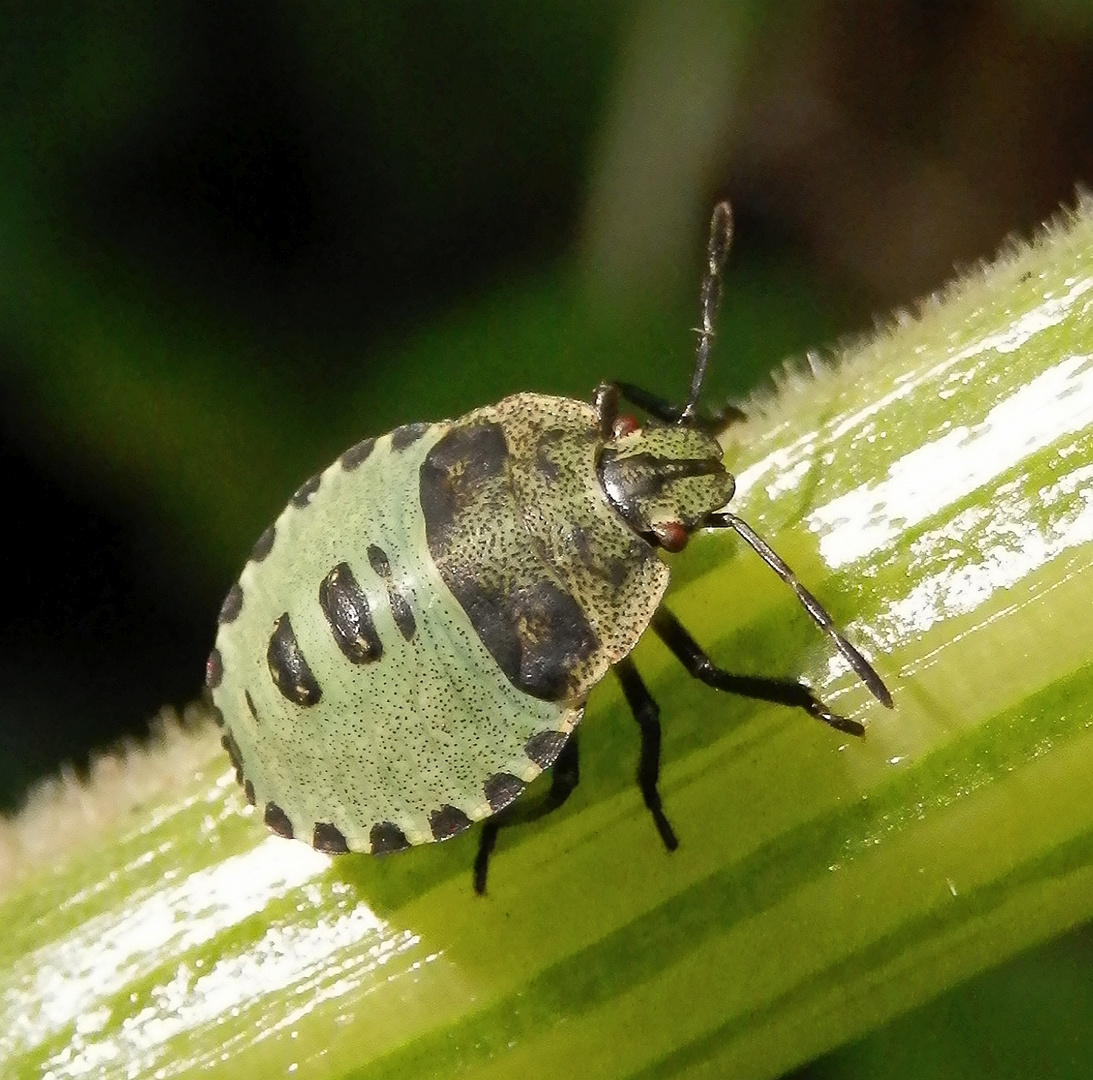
[{"xmin": 207, "ymin": 203, "xmax": 893, "ymax": 894}]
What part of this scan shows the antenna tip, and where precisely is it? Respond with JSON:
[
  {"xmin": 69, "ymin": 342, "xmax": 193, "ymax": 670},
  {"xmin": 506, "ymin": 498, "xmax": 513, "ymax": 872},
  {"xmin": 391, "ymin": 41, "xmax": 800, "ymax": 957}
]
[{"xmin": 709, "ymin": 202, "xmax": 733, "ymax": 262}]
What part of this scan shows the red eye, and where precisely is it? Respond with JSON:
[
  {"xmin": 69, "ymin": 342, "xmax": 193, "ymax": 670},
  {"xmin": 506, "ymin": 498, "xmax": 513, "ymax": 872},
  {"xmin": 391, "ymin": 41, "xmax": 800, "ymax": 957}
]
[
  {"xmin": 652, "ymin": 521, "xmax": 689, "ymax": 552},
  {"xmin": 612, "ymin": 414, "xmax": 640, "ymax": 438}
]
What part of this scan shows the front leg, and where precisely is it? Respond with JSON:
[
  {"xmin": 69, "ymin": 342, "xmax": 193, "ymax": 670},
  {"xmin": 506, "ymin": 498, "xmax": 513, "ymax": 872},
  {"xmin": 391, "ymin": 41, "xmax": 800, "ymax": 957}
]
[
  {"xmin": 593, "ymin": 380, "xmax": 745, "ymax": 436},
  {"xmin": 652, "ymin": 607, "xmax": 866, "ymax": 736},
  {"xmin": 613, "ymin": 657, "xmax": 678, "ymax": 851}
]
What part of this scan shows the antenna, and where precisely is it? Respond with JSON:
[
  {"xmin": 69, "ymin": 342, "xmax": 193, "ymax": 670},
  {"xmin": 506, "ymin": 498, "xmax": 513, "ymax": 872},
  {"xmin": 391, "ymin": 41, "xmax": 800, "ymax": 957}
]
[{"xmin": 680, "ymin": 201, "xmax": 733, "ymax": 424}]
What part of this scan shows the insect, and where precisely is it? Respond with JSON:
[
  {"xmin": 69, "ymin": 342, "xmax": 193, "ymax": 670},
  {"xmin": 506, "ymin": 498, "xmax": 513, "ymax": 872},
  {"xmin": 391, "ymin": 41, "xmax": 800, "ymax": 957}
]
[{"xmin": 207, "ymin": 202, "xmax": 893, "ymax": 894}]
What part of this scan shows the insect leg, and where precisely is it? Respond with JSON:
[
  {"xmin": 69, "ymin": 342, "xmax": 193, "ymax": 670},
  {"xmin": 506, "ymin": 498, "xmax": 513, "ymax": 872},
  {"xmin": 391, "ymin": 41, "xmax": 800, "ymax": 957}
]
[
  {"xmin": 613, "ymin": 657, "xmax": 678, "ymax": 851},
  {"xmin": 473, "ymin": 734, "xmax": 581, "ymax": 895},
  {"xmin": 706, "ymin": 512, "xmax": 893, "ymax": 708},
  {"xmin": 651, "ymin": 607, "xmax": 866, "ymax": 736}
]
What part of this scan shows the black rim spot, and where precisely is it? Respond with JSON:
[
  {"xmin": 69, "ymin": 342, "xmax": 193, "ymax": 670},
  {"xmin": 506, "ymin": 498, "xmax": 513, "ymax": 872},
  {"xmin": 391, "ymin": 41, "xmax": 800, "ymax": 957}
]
[
  {"xmin": 525, "ymin": 730, "xmax": 569, "ymax": 769},
  {"xmin": 218, "ymin": 583, "xmax": 244, "ymax": 624},
  {"xmin": 267, "ymin": 613, "xmax": 323, "ymax": 705},
  {"xmin": 205, "ymin": 648, "xmax": 223, "ymax": 689},
  {"xmin": 244, "ymin": 779, "xmax": 256, "ymax": 805},
  {"xmin": 319, "ymin": 563, "xmax": 382, "ymax": 664},
  {"xmin": 370, "ymin": 821, "xmax": 410, "ymax": 854},
  {"xmin": 429, "ymin": 805, "xmax": 473, "ymax": 841},
  {"xmin": 484, "ymin": 772, "xmax": 526, "ymax": 813},
  {"xmin": 340, "ymin": 437, "xmax": 376, "ymax": 470},
  {"xmin": 391, "ymin": 422, "xmax": 430, "ymax": 451},
  {"xmin": 265, "ymin": 802, "xmax": 294, "ymax": 839},
  {"xmin": 313, "ymin": 822, "xmax": 349, "ymax": 854},
  {"xmin": 251, "ymin": 524, "xmax": 276, "ymax": 562},
  {"xmin": 291, "ymin": 472, "xmax": 322, "ymax": 508},
  {"xmin": 220, "ymin": 731, "xmax": 244, "ymax": 778}
]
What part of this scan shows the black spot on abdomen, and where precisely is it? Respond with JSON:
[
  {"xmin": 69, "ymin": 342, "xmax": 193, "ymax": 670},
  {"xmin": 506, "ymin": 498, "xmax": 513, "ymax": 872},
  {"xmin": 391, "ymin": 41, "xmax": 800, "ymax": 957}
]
[
  {"xmin": 367, "ymin": 544, "xmax": 416, "ymax": 641},
  {"xmin": 319, "ymin": 563, "xmax": 382, "ymax": 664},
  {"xmin": 484, "ymin": 773, "xmax": 526, "ymax": 812},
  {"xmin": 313, "ymin": 822, "xmax": 349, "ymax": 854},
  {"xmin": 267, "ymin": 613, "xmax": 322, "ymax": 705},
  {"xmin": 205, "ymin": 648, "xmax": 223, "ymax": 689},
  {"xmin": 251, "ymin": 524, "xmax": 276, "ymax": 563},
  {"xmin": 526, "ymin": 730, "xmax": 568, "ymax": 768},
  {"xmin": 218, "ymin": 583, "xmax": 244, "ymax": 624},
  {"xmin": 370, "ymin": 821, "xmax": 410, "ymax": 854},
  {"xmin": 265, "ymin": 802, "xmax": 294, "ymax": 839},
  {"xmin": 391, "ymin": 422, "xmax": 431, "ymax": 451},
  {"xmin": 291, "ymin": 472, "xmax": 322, "ymax": 507},
  {"xmin": 221, "ymin": 731, "xmax": 244, "ymax": 781},
  {"xmin": 340, "ymin": 437, "xmax": 375, "ymax": 471},
  {"xmin": 429, "ymin": 805, "xmax": 472, "ymax": 841}
]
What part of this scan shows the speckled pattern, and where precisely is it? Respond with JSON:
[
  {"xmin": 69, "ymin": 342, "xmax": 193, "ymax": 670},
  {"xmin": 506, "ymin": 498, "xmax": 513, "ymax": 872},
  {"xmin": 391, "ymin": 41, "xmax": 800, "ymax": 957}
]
[
  {"xmin": 430, "ymin": 395, "xmax": 672, "ymax": 698},
  {"xmin": 211, "ymin": 392, "xmax": 728, "ymax": 856},
  {"xmin": 212, "ymin": 415, "xmax": 582, "ymax": 852}
]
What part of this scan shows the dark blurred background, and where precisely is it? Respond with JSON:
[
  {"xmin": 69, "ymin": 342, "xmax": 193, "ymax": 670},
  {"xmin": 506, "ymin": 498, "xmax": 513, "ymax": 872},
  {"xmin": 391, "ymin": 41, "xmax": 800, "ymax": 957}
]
[{"xmin": 4, "ymin": 1, "xmax": 1093, "ymax": 1073}]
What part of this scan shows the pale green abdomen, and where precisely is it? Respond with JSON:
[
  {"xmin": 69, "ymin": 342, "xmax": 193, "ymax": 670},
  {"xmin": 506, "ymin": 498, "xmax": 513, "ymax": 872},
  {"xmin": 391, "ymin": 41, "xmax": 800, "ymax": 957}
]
[{"xmin": 211, "ymin": 422, "xmax": 579, "ymax": 853}]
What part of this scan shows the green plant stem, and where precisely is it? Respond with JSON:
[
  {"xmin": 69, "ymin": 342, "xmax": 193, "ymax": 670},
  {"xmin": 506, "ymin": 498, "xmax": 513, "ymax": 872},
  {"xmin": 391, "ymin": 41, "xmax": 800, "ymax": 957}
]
[{"xmin": 5, "ymin": 201, "xmax": 1093, "ymax": 1080}]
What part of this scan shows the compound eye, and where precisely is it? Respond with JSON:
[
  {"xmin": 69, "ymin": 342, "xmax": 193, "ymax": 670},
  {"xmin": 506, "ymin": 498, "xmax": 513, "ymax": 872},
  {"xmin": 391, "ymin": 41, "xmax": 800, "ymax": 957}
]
[
  {"xmin": 651, "ymin": 520, "xmax": 689, "ymax": 552},
  {"xmin": 612, "ymin": 414, "xmax": 640, "ymax": 438}
]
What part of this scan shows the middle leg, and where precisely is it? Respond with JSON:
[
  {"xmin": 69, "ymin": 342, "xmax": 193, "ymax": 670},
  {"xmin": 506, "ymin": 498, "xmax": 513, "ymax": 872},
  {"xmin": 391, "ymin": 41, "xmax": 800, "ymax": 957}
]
[{"xmin": 613, "ymin": 656, "xmax": 678, "ymax": 851}]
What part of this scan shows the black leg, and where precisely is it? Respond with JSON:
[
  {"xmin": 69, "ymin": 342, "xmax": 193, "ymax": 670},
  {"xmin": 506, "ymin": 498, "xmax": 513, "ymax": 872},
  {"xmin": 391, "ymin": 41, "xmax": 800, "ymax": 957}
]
[
  {"xmin": 652, "ymin": 607, "xmax": 867, "ymax": 736},
  {"xmin": 705, "ymin": 512, "xmax": 893, "ymax": 709},
  {"xmin": 473, "ymin": 734, "xmax": 581, "ymax": 895},
  {"xmin": 613, "ymin": 657, "xmax": 678, "ymax": 851}
]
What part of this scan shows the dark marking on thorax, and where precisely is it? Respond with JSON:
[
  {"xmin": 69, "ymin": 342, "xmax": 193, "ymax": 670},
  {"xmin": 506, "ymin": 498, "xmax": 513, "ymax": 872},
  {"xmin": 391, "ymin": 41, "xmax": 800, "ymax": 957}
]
[
  {"xmin": 420, "ymin": 421, "xmax": 597, "ymax": 701},
  {"xmin": 221, "ymin": 731, "xmax": 244, "ymax": 780}
]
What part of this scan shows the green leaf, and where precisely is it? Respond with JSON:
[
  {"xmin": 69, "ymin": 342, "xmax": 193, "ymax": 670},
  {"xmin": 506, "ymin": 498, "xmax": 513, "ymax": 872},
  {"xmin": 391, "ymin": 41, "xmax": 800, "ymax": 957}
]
[{"xmin": 5, "ymin": 199, "xmax": 1093, "ymax": 1080}]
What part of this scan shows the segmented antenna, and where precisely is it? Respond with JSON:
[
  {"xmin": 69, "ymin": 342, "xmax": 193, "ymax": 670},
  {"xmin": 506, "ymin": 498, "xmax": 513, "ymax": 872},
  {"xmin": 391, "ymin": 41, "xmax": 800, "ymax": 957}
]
[{"xmin": 680, "ymin": 201, "xmax": 733, "ymax": 424}]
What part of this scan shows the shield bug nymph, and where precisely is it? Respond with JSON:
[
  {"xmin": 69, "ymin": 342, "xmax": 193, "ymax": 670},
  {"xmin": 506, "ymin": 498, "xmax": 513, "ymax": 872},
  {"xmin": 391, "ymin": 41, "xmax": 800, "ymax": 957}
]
[{"xmin": 208, "ymin": 201, "xmax": 893, "ymax": 893}]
